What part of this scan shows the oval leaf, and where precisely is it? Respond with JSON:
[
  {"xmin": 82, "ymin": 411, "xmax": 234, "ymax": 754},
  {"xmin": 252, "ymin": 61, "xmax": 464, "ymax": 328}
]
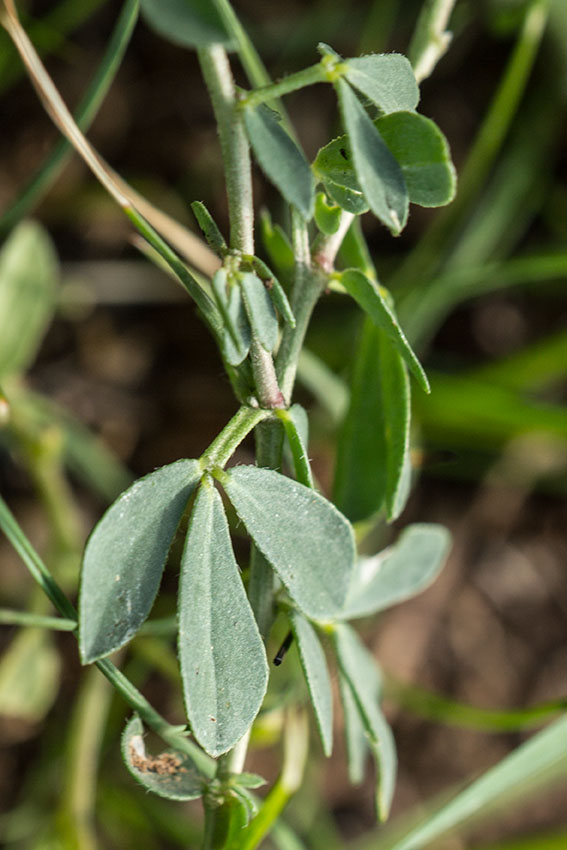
[
  {"xmin": 140, "ymin": 0, "xmax": 234, "ymax": 49},
  {"xmin": 343, "ymin": 523, "xmax": 452, "ymax": 619},
  {"xmin": 334, "ymin": 319, "xmax": 411, "ymax": 523},
  {"xmin": 240, "ymin": 271, "xmax": 279, "ymax": 352},
  {"xmin": 344, "ymin": 54, "xmax": 419, "ymax": 114},
  {"xmin": 178, "ymin": 481, "xmax": 268, "ymax": 757},
  {"xmin": 221, "ymin": 284, "xmax": 251, "ymax": 366},
  {"xmin": 340, "ymin": 269, "xmax": 429, "ymax": 392},
  {"xmin": 336, "ymin": 80, "xmax": 408, "ymax": 235},
  {"xmin": 221, "ymin": 465, "xmax": 356, "ymax": 621},
  {"xmin": 0, "ymin": 221, "xmax": 58, "ymax": 380},
  {"xmin": 288, "ymin": 610, "xmax": 333, "ymax": 756},
  {"xmin": 121, "ymin": 714, "xmax": 204, "ymax": 801},
  {"xmin": 79, "ymin": 459, "xmax": 201, "ymax": 663},
  {"xmin": 333, "ymin": 624, "xmax": 397, "ymax": 821},
  {"xmin": 243, "ymin": 105, "xmax": 314, "ymax": 220},
  {"xmin": 376, "ymin": 111, "xmax": 456, "ymax": 207}
]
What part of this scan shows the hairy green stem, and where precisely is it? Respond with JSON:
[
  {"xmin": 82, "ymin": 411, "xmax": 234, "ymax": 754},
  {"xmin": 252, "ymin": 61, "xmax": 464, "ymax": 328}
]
[
  {"xmin": 240, "ymin": 62, "xmax": 332, "ymax": 109},
  {"xmin": 200, "ymin": 405, "xmax": 271, "ymax": 469},
  {"xmin": 198, "ymin": 45, "xmax": 254, "ymax": 255}
]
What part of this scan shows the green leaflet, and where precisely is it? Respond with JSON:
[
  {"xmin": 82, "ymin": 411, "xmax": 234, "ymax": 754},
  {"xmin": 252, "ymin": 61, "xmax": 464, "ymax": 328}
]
[
  {"xmin": 277, "ymin": 403, "xmax": 313, "ymax": 488},
  {"xmin": 288, "ymin": 610, "xmax": 333, "ymax": 756},
  {"xmin": 220, "ymin": 465, "xmax": 356, "ymax": 621},
  {"xmin": 313, "ymin": 113, "xmax": 456, "ymax": 212},
  {"xmin": 340, "ymin": 269, "xmax": 429, "ymax": 392},
  {"xmin": 0, "ymin": 221, "xmax": 58, "ymax": 380},
  {"xmin": 220, "ymin": 283, "xmax": 252, "ymax": 366},
  {"xmin": 344, "ymin": 53, "xmax": 419, "ymax": 114},
  {"xmin": 0, "ymin": 629, "xmax": 60, "ymax": 722},
  {"xmin": 259, "ymin": 210, "xmax": 295, "ymax": 282},
  {"xmin": 376, "ymin": 111, "xmax": 456, "ymax": 207},
  {"xmin": 178, "ymin": 482, "xmax": 268, "ymax": 757},
  {"xmin": 243, "ymin": 105, "xmax": 315, "ymax": 220},
  {"xmin": 333, "ymin": 319, "xmax": 411, "ymax": 523},
  {"xmin": 339, "ymin": 669, "xmax": 368, "ymax": 784},
  {"xmin": 244, "ymin": 254, "xmax": 296, "ymax": 326},
  {"xmin": 336, "ymin": 79, "xmax": 408, "ymax": 235},
  {"xmin": 314, "ymin": 191, "xmax": 342, "ymax": 235},
  {"xmin": 240, "ymin": 271, "xmax": 279, "ymax": 352},
  {"xmin": 79, "ymin": 460, "xmax": 201, "ymax": 663},
  {"xmin": 140, "ymin": 0, "xmax": 234, "ymax": 49},
  {"xmin": 333, "ymin": 624, "xmax": 397, "ymax": 821},
  {"xmin": 121, "ymin": 714, "xmax": 205, "ymax": 801},
  {"xmin": 191, "ymin": 200, "xmax": 227, "ymax": 255},
  {"xmin": 342, "ymin": 524, "xmax": 452, "ymax": 619}
]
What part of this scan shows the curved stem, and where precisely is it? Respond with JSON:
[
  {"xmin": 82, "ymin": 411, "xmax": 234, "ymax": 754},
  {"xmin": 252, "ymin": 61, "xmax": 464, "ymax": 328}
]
[{"xmin": 200, "ymin": 405, "xmax": 272, "ymax": 469}]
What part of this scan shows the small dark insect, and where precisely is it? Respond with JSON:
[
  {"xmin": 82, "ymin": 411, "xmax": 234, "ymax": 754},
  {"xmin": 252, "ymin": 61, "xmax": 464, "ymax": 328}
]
[
  {"xmin": 339, "ymin": 147, "xmax": 348, "ymax": 160},
  {"xmin": 273, "ymin": 630, "xmax": 294, "ymax": 666}
]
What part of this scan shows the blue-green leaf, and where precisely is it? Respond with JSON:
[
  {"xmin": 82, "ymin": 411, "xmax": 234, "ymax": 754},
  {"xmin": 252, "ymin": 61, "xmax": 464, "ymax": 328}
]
[
  {"xmin": 339, "ymin": 670, "xmax": 368, "ymax": 784},
  {"xmin": 288, "ymin": 610, "xmax": 333, "ymax": 756},
  {"xmin": 376, "ymin": 111, "xmax": 456, "ymax": 207},
  {"xmin": 344, "ymin": 54, "xmax": 419, "ymax": 114},
  {"xmin": 313, "ymin": 136, "xmax": 369, "ymax": 214},
  {"xmin": 333, "ymin": 624, "xmax": 396, "ymax": 821},
  {"xmin": 212, "ymin": 269, "xmax": 242, "ymax": 350},
  {"xmin": 191, "ymin": 201, "xmax": 227, "ymax": 255},
  {"xmin": 340, "ymin": 269, "xmax": 429, "ymax": 392},
  {"xmin": 121, "ymin": 714, "xmax": 204, "ymax": 801},
  {"xmin": 178, "ymin": 481, "xmax": 268, "ymax": 757},
  {"xmin": 220, "ymin": 466, "xmax": 356, "ymax": 621},
  {"xmin": 240, "ymin": 271, "xmax": 279, "ymax": 352},
  {"xmin": 336, "ymin": 80, "xmax": 408, "ymax": 235},
  {"xmin": 334, "ymin": 319, "xmax": 411, "ymax": 523},
  {"xmin": 140, "ymin": 0, "xmax": 234, "ymax": 49},
  {"xmin": 342, "ymin": 524, "xmax": 451, "ymax": 619},
  {"xmin": 243, "ymin": 105, "xmax": 315, "ymax": 220},
  {"xmin": 0, "ymin": 221, "xmax": 58, "ymax": 380},
  {"xmin": 220, "ymin": 283, "xmax": 251, "ymax": 366},
  {"xmin": 79, "ymin": 460, "xmax": 201, "ymax": 663}
]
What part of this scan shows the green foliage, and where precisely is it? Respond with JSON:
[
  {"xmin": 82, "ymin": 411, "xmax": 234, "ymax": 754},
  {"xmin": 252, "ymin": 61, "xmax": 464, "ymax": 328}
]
[
  {"xmin": 240, "ymin": 271, "xmax": 279, "ymax": 352},
  {"xmin": 220, "ymin": 465, "xmax": 356, "ymax": 621},
  {"xmin": 178, "ymin": 481, "xmax": 268, "ymax": 757},
  {"xmin": 334, "ymin": 319, "xmax": 411, "ymax": 523},
  {"xmin": 0, "ymin": 221, "xmax": 58, "ymax": 379},
  {"xmin": 79, "ymin": 460, "xmax": 201, "ymax": 662},
  {"xmin": 140, "ymin": 0, "xmax": 234, "ymax": 49},
  {"xmin": 343, "ymin": 53, "xmax": 420, "ymax": 114},
  {"xmin": 288, "ymin": 610, "xmax": 333, "ymax": 756}
]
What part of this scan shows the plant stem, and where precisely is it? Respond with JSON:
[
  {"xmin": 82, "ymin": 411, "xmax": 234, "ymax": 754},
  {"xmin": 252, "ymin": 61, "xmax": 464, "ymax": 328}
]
[
  {"xmin": 0, "ymin": 495, "xmax": 216, "ymax": 779},
  {"xmin": 200, "ymin": 404, "xmax": 272, "ymax": 469},
  {"xmin": 198, "ymin": 45, "xmax": 254, "ymax": 255},
  {"xmin": 240, "ymin": 63, "xmax": 331, "ymax": 109},
  {"xmin": 276, "ymin": 210, "xmax": 325, "ymax": 403}
]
